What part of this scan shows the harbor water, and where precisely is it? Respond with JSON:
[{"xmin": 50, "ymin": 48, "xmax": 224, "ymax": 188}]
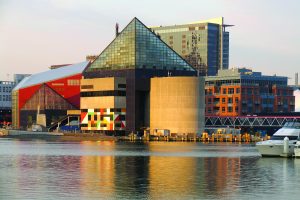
[{"xmin": 0, "ymin": 138, "xmax": 300, "ymax": 199}]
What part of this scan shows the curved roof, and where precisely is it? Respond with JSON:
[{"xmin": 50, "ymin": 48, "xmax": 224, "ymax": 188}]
[{"xmin": 13, "ymin": 61, "xmax": 89, "ymax": 91}]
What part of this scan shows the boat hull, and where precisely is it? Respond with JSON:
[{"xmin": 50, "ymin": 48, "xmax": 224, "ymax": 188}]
[
  {"xmin": 256, "ymin": 142, "xmax": 295, "ymax": 157},
  {"xmin": 294, "ymin": 145, "xmax": 300, "ymax": 157}
]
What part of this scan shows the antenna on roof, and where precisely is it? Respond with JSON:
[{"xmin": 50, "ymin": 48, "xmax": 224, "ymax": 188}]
[{"xmin": 115, "ymin": 23, "xmax": 119, "ymax": 38}]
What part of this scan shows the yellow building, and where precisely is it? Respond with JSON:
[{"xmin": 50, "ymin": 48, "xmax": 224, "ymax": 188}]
[{"xmin": 150, "ymin": 77, "xmax": 205, "ymax": 135}]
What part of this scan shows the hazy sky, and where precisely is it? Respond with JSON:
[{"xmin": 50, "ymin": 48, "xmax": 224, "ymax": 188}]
[{"xmin": 0, "ymin": 0, "xmax": 299, "ymax": 84}]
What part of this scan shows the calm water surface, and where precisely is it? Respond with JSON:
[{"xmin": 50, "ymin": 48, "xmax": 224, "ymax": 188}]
[{"xmin": 0, "ymin": 138, "xmax": 300, "ymax": 200}]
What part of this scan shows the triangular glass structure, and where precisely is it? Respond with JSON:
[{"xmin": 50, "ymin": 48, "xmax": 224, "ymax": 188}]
[{"xmin": 86, "ymin": 18, "xmax": 195, "ymax": 72}]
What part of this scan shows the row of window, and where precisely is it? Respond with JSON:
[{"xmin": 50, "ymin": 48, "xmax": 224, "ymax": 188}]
[
  {"xmin": 222, "ymin": 88, "xmax": 240, "ymax": 94},
  {"xmin": 207, "ymin": 97, "xmax": 239, "ymax": 104},
  {"xmin": 0, "ymin": 86, "xmax": 13, "ymax": 93},
  {"xmin": 0, "ymin": 95, "xmax": 11, "ymax": 101},
  {"xmin": 87, "ymin": 114, "xmax": 125, "ymax": 121},
  {"xmin": 80, "ymin": 90, "xmax": 126, "ymax": 97},
  {"xmin": 80, "ymin": 121, "xmax": 124, "ymax": 128},
  {"xmin": 68, "ymin": 79, "xmax": 80, "ymax": 86},
  {"xmin": 207, "ymin": 106, "xmax": 239, "ymax": 113}
]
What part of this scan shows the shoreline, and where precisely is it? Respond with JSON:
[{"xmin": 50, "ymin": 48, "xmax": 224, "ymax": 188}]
[{"xmin": 0, "ymin": 129, "xmax": 261, "ymax": 143}]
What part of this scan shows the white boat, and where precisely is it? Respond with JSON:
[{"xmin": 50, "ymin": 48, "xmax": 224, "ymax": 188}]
[
  {"xmin": 294, "ymin": 142, "xmax": 300, "ymax": 157},
  {"xmin": 256, "ymin": 122, "xmax": 300, "ymax": 157}
]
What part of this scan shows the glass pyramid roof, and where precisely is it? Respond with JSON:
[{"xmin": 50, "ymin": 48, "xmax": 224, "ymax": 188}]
[{"xmin": 86, "ymin": 18, "xmax": 195, "ymax": 72}]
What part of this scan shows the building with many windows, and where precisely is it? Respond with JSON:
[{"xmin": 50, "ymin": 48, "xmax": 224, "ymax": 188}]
[
  {"xmin": 205, "ymin": 68, "xmax": 295, "ymax": 116},
  {"xmin": 151, "ymin": 17, "xmax": 232, "ymax": 76},
  {"xmin": 82, "ymin": 17, "xmax": 205, "ymax": 135},
  {"xmin": 0, "ymin": 74, "xmax": 30, "ymax": 126},
  {"xmin": 0, "ymin": 80, "xmax": 15, "ymax": 126}
]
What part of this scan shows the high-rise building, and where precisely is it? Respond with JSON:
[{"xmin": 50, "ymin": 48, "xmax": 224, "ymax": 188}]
[
  {"xmin": 151, "ymin": 17, "xmax": 232, "ymax": 76},
  {"xmin": 205, "ymin": 68, "xmax": 295, "ymax": 116}
]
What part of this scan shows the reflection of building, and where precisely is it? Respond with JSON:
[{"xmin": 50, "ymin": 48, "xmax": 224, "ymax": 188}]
[
  {"xmin": 82, "ymin": 17, "xmax": 204, "ymax": 135},
  {"xmin": 12, "ymin": 61, "xmax": 89, "ymax": 129},
  {"xmin": 79, "ymin": 142, "xmax": 116, "ymax": 198},
  {"xmin": 152, "ymin": 17, "xmax": 232, "ymax": 76},
  {"xmin": 204, "ymin": 157, "xmax": 240, "ymax": 196},
  {"xmin": 205, "ymin": 68, "xmax": 295, "ymax": 116}
]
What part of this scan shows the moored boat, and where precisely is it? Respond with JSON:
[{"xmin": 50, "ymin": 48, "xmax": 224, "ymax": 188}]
[{"xmin": 256, "ymin": 122, "xmax": 300, "ymax": 157}]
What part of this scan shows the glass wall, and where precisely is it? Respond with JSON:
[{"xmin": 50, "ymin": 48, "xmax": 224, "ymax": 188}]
[{"xmin": 86, "ymin": 18, "xmax": 195, "ymax": 73}]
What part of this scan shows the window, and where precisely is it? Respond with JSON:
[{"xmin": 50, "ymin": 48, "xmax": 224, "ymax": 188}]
[
  {"xmin": 242, "ymin": 88, "xmax": 246, "ymax": 94},
  {"xmin": 223, "ymin": 88, "xmax": 227, "ymax": 94},
  {"xmin": 222, "ymin": 98, "xmax": 226, "ymax": 103},
  {"xmin": 247, "ymin": 89, "xmax": 253, "ymax": 95},
  {"xmin": 228, "ymin": 107, "xmax": 233, "ymax": 112},
  {"xmin": 118, "ymin": 84, "xmax": 126, "ymax": 89},
  {"xmin": 52, "ymin": 83, "xmax": 64, "ymax": 86},
  {"xmin": 235, "ymin": 97, "xmax": 239, "ymax": 103},
  {"xmin": 228, "ymin": 88, "xmax": 234, "ymax": 94},
  {"xmin": 222, "ymin": 107, "xmax": 225, "ymax": 112},
  {"xmin": 228, "ymin": 98, "xmax": 232, "ymax": 103},
  {"xmin": 208, "ymin": 98, "xmax": 212, "ymax": 104},
  {"xmin": 81, "ymin": 85, "xmax": 93, "ymax": 89},
  {"xmin": 235, "ymin": 106, "xmax": 239, "ymax": 113},
  {"xmin": 81, "ymin": 90, "xmax": 126, "ymax": 97}
]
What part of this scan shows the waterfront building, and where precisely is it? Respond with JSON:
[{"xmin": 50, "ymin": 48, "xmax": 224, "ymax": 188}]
[
  {"xmin": 0, "ymin": 80, "xmax": 15, "ymax": 126},
  {"xmin": 12, "ymin": 61, "xmax": 89, "ymax": 129},
  {"xmin": 80, "ymin": 77, "xmax": 127, "ymax": 133},
  {"xmin": 0, "ymin": 74, "xmax": 30, "ymax": 126},
  {"xmin": 150, "ymin": 77, "xmax": 205, "ymax": 135},
  {"xmin": 205, "ymin": 68, "xmax": 295, "ymax": 116},
  {"xmin": 151, "ymin": 17, "xmax": 232, "ymax": 76},
  {"xmin": 82, "ymin": 17, "xmax": 205, "ymax": 135},
  {"xmin": 294, "ymin": 89, "xmax": 300, "ymax": 112}
]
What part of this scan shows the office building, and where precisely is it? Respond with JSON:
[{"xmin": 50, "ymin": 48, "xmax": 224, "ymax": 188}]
[
  {"xmin": 205, "ymin": 68, "xmax": 295, "ymax": 116},
  {"xmin": 152, "ymin": 17, "xmax": 232, "ymax": 76},
  {"xmin": 0, "ymin": 80, "xmax": 15, "ymax": 126},
  {"xmin": 0, "ymin": 74, "xmax": 30, "ymax": 126}
]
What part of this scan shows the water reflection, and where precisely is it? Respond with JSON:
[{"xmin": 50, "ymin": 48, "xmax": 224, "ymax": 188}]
[{"xmin": 1, "ymin": 139, "xmax": 300, "ymax": 199}]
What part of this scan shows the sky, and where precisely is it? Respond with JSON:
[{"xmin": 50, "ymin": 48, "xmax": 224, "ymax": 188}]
[{"xmin": 0, "ymin": 0, "xmax": 299, "ymax": 84}]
